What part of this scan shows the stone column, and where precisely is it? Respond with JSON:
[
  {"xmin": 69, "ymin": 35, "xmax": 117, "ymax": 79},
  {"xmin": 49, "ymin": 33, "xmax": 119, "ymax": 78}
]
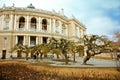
[
  {"xmin": 36, "ymin": 36, "xmax": 38, "ymax": 45},
  {"xmin": 26, "ymin": 15, "xmax": 29, "ymax": 31},
  {"xmin": 10, "ymin": 14, "xmax": 13, "ymax": 30},
  {"xmin": 14, "ymin": 15, "xmax": 17, "ymax": 30},
  {"xmin": 52, "ymin": 18, "xmax": 55, "ymax": 33},
  {"xmin": 65, "ymin": 24, "xmax": 68, "ymax": 36},
  {"xmin": 12, "ymin": 35, "xmax": 16, "ymax": 46},
  {"xmin": 36, "ymin": 17, "xmax": 39, "ymax": 32},
  {"xmin": 59, "ymin": 21, "xmax": 62, "ymax": 34},
  {"xmin": 16, "ymin": 16, "xmax": 19, "ymax": 31},
  {"xmin": 40, "ymin": 17, "xmax": 43, "ymax": 32},
  {"xmin": 25, "ymin": 35, "xmax": 29, "ymax": 46},
  {"xmin": 48, "ymin": 18, "xmax": 52, "ymax": 33},
  {"xmin": 1, "ymin": 15, "xmax": 4, "ymax": 30},
  {"xmin": 15, "ymin": 35, "xmax": 18, "ymax": 44},
  {"xmin": 38, "ymin": 17, "xmax": 41, "ymax": 32},
  {"xmin": 23, "ymin": 36, "xmax": 25, "ymax": 45},
  {"xmin": 0, "ymin": 17, "xmax": 1, "ymax": 30},
  {"xmin": 38, "ymin": 36, "xmax": 40, "ymax": 45}
]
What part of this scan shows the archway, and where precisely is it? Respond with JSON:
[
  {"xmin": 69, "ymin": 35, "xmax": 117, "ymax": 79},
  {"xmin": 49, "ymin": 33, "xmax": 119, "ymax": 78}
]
[
  {"xmin": 42, "ymin": 19, "xmax": 47, "ymax": 30},
  {"xmin": 19, "ymin": 17, "xmax": 25, "ymax": 30},
  {"xmin": 31, "ymin": 17, "xmax": 36, "ymax": 31}
]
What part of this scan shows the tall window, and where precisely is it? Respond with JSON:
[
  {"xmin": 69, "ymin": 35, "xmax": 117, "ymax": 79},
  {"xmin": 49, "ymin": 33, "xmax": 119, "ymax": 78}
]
[
  {"xmin": 19, "ymin": 17, "xmax": 25, "ymax": 30},
  {"xmin": 4, "ymin": 21, "xmax": 9, "ymax": 30},
  {"xmin": 55, "ymin": 20, "xmax": 59, "ymax": 33},
  {"xmin": 42, "ymin": 37, "xmax": 48, "ymax": 43},
  {"xmin": 30, "ymin": 36, "xmax": 36, "ymax": 46},
  {"xmin": 30, "ymin": 17, "xmax": 36, "ymax": 31},
  {"xmin": 42, "ymin": 19, "xmax": 47, "ymax": 30},
  {"xmin": 18, "ymin": 36, "xmax": 24, "ymax": 45},
  {"xmin": 62, "ymin": 24, "xmax": 66, "ymax": 35},
  {"xmin": 4, "ymin": 14, "xmax": 10, "ymax": 30}
]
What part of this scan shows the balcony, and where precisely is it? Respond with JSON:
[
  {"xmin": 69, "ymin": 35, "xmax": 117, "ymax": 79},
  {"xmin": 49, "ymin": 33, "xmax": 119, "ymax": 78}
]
[
  {"xmin": 13, "ymin": 27, "xmax": 68, "ymax": 38},
  {"xmin": 30, "ymin": 27, "xmax": 36, "ymax": 32},
  {"xmin": 40, "ymin": 30, "xmax": 50, "ymax": 33},
  {"xmin": 16, "ymin": 28, "xmax": 25, "ymax": 31}
]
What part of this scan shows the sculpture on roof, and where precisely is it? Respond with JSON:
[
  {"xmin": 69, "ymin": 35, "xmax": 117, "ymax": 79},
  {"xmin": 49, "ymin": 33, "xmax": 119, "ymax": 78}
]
[{"xmin": 27, "ymin": 3, "xmax": 35, "ymax": 9}]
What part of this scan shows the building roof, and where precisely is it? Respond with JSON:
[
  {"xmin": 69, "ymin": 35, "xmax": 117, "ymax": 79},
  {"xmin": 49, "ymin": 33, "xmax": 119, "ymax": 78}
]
[{"xmin": 0, "ymin": 4, "xmax": 86, "ymax": 29}]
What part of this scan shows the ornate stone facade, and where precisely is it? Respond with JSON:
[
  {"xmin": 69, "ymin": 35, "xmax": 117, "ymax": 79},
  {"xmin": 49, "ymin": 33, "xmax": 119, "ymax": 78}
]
[{"xmin": 0, "ymin": 4, "xmax": 86, "ymax": 58}]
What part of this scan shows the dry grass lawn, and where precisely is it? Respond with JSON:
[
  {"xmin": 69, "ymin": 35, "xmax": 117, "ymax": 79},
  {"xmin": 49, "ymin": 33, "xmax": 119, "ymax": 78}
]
[{"xmin": 0, "ymin": 60, "xmax": 120, "ymax": 80}]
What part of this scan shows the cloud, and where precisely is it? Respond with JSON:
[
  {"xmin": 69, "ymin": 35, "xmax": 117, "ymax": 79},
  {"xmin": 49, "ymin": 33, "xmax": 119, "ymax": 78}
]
[
  {"xmin": 86, "ymin": 16, "xmax": 120, "ymax": 36},
  {"xmin": 66, "ymin": 0, "xmax": 120, "ymax": 39}
]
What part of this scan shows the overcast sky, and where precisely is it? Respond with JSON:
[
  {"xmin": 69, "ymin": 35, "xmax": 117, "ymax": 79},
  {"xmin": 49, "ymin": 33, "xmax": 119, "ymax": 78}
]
[{"xmin": 0, "ymin": 0, "xmax": 120, "ymax": 39}]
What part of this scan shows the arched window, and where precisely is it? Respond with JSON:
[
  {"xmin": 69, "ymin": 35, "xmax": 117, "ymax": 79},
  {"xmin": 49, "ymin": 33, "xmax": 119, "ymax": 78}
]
[
  {"xmin": 31, "ymin": 17, "xmax": 36, "ymax": 31},
  {"xmin": 42, "ymin": 19, "xmax": 47, "ymax": 30},
  {"xmin": 19, "ymin": 17, "xmax": 25, "ymax": 30}
]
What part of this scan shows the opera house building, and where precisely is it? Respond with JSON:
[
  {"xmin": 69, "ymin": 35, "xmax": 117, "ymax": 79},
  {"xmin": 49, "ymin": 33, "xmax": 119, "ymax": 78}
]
[{"xmin": 0, "ymin": 4, "xmax": 86, "ymax": 58}]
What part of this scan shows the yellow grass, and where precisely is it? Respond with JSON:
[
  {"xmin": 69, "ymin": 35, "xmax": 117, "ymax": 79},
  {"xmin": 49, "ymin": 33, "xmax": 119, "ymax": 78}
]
[{"xmin": 0, "ymin": 60, "xmax": 120, "ymax": 80}]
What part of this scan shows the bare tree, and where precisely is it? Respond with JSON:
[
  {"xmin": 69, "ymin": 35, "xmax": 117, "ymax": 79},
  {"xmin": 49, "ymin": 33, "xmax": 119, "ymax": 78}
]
[
  {"xmin": 59, "ymin": 38, "xmax": 69, "ymax": 64},
  {"xmin": 12, "ymin": 44, "xmax": 24, "ymax": 58},
  {"xmin": 48, "ymin": 37, "xmax": 61, "ymax": 59},
  {"xmin": 82, "ymin": 35, "xmax": 111, "ymax": 64},
  {"xmin": 67, "ymin": 41, "xmax": 84, "ymax": 62},
  {"xmin": 111, "ymin": 32, "xmax": 120, "ymax": 60},
  {"xmin": 114, "ymin": 31, "xmax": 120, "ymax": 51},
  {"xmin": 22, "ymin": 45, "xmax": 31, "ymax": 60}
]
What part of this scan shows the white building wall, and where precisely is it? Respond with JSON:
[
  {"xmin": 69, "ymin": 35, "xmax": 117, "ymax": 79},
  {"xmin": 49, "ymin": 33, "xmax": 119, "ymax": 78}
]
[
  {"xmin": 0, "ymin": 17, "xmax": 1, "ymax": 30},
  {"xmin": 1, "ymin": 15, "xmax": 4, "ymax": 30}
]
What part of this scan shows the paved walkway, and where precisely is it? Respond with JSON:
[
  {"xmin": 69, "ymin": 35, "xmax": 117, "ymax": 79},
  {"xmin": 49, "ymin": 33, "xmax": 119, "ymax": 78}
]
[
  {"xmin": 47, "ymin": 57, "xmax": 120, "ymax": 67},
  {"xmin": 29, "ymin": 57, "xmax": 120, "ymax": 67},
  {"xmin": 0, "ymin": 57, "xmax": 120, "ymax": 67}
]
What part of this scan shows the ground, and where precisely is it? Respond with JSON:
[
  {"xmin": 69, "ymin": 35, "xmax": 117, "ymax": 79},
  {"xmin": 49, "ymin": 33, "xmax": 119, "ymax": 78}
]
[
  {"xmin": 0, "ymin": 56, "xmax": 120, "ymax": 67},
  {"xmin": 0, "ymin": 56, "xmax": 120, "ymax": 80}
]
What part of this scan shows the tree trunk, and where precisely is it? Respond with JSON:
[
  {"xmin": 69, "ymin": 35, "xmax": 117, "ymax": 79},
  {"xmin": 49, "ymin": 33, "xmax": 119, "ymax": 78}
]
[
  {"xmin": 40, "ymin": 53, "xmax": 43, "ymax": 59},
  {"xmin": 57, "ymin": 54, "xmax": 59, "ymax": 59},
  {"xmin": 26, "ymin": 53, "xmax": 28, "ymax": 60},
  {"xmin": 73, "ymin": 52, "xmax": 76, "ymax": 62},
  {"xmin": 31, "ymin": 52, "xmax": 34, "ymax": 58},
  {"xmin": 65, "ymin": 54, "xmax": 68, "ymax": 64},
  {"xmin": 44, "ymin": 54, "xmax": 47, "ymax": 58},
  {"xmin": 36, "ymin": 55, "xmax": 39, "ymax": 61},
  {"xmin": 17, "ymin": 51, "xmax": 22, "ymax": 58},
  {"xmin": 79, "ymin": 51, "xmax": 84, "ymax": 56},
  {"xmin": 82, "ymin": 56, "xmax": 91, "ymax": 64}
]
